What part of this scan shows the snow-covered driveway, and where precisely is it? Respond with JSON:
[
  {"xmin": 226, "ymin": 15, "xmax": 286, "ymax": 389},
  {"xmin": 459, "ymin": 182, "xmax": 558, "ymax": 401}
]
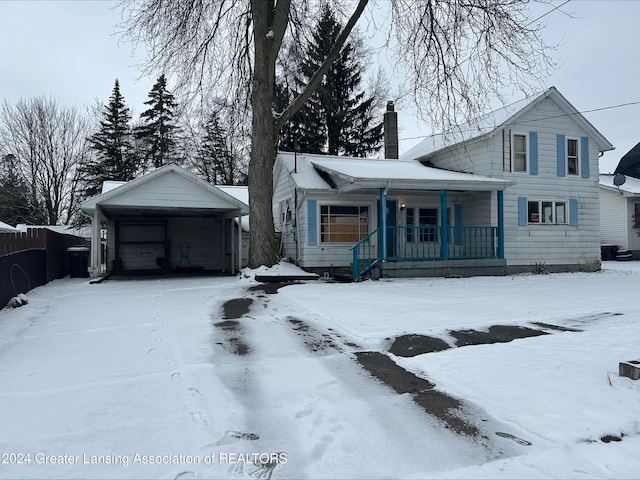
[{"xmin": 1, "ymin": 263, "xmax": 640, "ymax": 479}]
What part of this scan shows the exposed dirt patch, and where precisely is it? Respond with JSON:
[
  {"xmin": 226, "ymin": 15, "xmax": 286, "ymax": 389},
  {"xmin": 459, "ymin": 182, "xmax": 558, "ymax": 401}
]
[
  {"xmin": 214, "ymin": 320, "xmax": 240, "ymax": 330},
  {"xmin": 222, "ymin": 298, "xmax": 253, "ymax": 319},
  {"xmin": 288, "ymin": 317, "xmax": 342, "ymax": 354},
  {"xmin": 355, "ymin": 351, "xmax": 479, "ymax": 437},
  {"xmin": 214, "ymin": 318, "xmax": 250, "ymax": 356},
  {"xmin": 531, "ymin": 322, "xmax": 583, "ymax": 332},
  {"xmin": 389, "ymin": 334, "xmax": 451, "ymax": 357},
  {"xmin": 249, "ymin": 281, "xmax": 301, "ymax": 295},
  {"xmin": 601, "ymin": 434, "xmax": 623, "ymax": 443},
  {"xmin": 450, "ymin": 325, "xmax": 548, "ymax": 347}
]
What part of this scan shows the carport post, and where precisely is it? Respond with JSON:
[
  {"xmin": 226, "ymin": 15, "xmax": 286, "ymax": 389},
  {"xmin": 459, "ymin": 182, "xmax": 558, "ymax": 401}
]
[
  {"xmin": 90, "ymin": 209, "xmax": 101, "ymax": 276},
  {"xmin": 237, "ymin": 215, "xmax": 242, "ymax": 274}
]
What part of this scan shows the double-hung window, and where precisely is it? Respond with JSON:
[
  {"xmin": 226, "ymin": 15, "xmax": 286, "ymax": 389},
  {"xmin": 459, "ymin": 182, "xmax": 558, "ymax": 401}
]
[
  {"xmin": 527, "ymin": 200, "xmax": 567, "ymax": 225},
  {"xmin": 512, "ymin": 133, "xmax": 528, "ymax": 172},
  {"xmin": 567, "ymin": 138, "xmax": 579, "ymax": 175},
  {"xmin": 320, "ymin": 205, "xmax": 369, "ymax": 243},
  {"xmin": 406, "ymin": 207, "xmax": 438, "ymax": 242}
]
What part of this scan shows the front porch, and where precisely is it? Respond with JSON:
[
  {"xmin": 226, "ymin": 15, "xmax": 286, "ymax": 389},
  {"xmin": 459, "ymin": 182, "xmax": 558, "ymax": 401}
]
[{"xmin": 350, "ymin": 189, "xmax": 506, "ymax": 280}]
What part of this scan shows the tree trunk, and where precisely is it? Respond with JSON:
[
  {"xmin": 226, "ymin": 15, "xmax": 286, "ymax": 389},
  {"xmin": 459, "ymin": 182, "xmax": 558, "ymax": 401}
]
[{"xmin": 248, "ymin": 0, "xmax": 279, "ymax": 268}]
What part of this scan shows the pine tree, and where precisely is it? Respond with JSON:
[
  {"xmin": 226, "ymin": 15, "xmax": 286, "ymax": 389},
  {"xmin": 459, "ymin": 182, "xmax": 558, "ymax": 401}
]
[
  {"xmin": 82, "ymin": 79, "xmax": 138, "ymax": 199},
  {"xmin": 0, "ymin": 153, "xmax": 45, "ymax": 225},
  {"xmin": 137, "ymin": 74, "xmax": 179, "ymax": 169},
  {"xmin": 195, "ymin": 111, "xmax": 243, "ymax": 185},
  {"xmin": 278, "ymin": 5, "xmax": 384, "ymax": 157}
]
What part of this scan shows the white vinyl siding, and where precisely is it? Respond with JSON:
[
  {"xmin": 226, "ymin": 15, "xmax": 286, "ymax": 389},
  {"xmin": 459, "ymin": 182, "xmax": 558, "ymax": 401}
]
[{"xmin": 432, "ymin": 94, "xmax": 602, "ymax": 267}]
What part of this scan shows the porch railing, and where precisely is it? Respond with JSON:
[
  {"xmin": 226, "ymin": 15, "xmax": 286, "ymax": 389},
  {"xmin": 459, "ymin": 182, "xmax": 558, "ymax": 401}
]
[
  {"xmin": 349, "ymin": 227, "xmax": 380, "ymax": 279},
  {"xmin": 350, "ymin": 225, "xmax": 500, "ymax": 280}
]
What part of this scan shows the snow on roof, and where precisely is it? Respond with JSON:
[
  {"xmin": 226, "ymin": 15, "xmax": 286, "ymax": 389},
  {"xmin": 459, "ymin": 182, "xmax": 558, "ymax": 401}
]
[
  {"xmin": 0, "ymin": 220, "xmax": 19, "ymax": 232},
  {"xmin": 599, "ymin": 173, "xmax": 640, "ymax": 195},
  {"xmin": 101, "ymin": 180, "xmax": 127, "ymax": 194},
  {"xmin": 401, "ymin": 87, "xmax": 614, "ymax": 161},
  {"xmin": 217, "ymin": 185, "xmax": 248, "ymax": 205},
  {"xmin": 277, "ymin": 151, "xmax": 512, "ymax": 191},
  {"xmin": 400, "ymin": 96, "xmax": 532, "ymax": 161}
]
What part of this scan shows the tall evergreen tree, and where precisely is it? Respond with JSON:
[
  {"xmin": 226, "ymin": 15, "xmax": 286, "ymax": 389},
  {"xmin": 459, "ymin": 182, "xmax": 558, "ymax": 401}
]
[
  {"xmin": 0, "ymin": 153, "xmax": 45, "ymax": 225},
  {"xmin": 279, "ymin": 5, "xmax": 384, "ymax": 157},
  {"xmin": 82, "ymin": 79, "xmax": 138, "ymax": 199},
  {"xmin": 137, "ymin": 74, "xmax": 179, "ymax": 169},
  {"xmin": 193, "ymin": 111, "xmax": 246, "ymax": 185}
]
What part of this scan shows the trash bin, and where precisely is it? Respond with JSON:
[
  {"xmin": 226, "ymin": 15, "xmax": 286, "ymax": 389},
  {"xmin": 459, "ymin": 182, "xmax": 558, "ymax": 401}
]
[
  {"xmin": 601, "ymin": 244, "xmax": 618, "ymax": 261},
  {"xmin": 68, "ymin": 246, "xmax": 90, "ymax": 278}
]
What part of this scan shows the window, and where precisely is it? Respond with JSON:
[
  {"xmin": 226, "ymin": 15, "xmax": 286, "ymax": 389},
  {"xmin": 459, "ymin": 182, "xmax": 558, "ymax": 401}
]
[
  {"xmin": 527, "ymin": 200, "xmax": 567, "ymax": 224},
  {"xmin": 512, "ymin": 133, "xmax": 527, "ymax": 172},
  {"xmin": 279, "ymin": 198, "xmax": 292, "ymax": 225},
  {"xmin": 634, "ymin": 203, "xmax": 640, "ymax": 229},
  {"xmin": 567, "ymin": 138, "xmax": 579, "ymax": 175},
  {"xmin": 406, "ymin": 207, "xmax": 438, "ymax": 241},
  {"xmin": 320, "ymin": 205, "xmax": 369, "ymax": 243}
]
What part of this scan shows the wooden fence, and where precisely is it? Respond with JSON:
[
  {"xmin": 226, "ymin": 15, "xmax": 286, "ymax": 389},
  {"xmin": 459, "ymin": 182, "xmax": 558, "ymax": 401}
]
[{"xmin": 0, "ymin": 229, "xmax": 89, "ymax": 308}]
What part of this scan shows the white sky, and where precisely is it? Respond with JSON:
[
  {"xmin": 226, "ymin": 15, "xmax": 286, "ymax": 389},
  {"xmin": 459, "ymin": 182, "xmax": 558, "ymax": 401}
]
[{"xmin": 1, "ymin": 0, "xmax": 639, "ymax": 173}]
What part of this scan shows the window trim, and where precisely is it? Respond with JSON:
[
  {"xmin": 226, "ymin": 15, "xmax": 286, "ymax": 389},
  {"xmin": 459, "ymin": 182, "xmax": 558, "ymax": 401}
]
[
  {"xmin": 511, "ymin": 132, "xmax": 529, "ymax": 173},
  {"xmin": 566, "ymin": 137, "xmax": 580, "ymax": 176},
  {"xmin": 527, "ymin": 200, "xmax": 568, "ymax": 225},
  {"xmin": 318, "ymin": 202, "xmax": 373, "ymax": 244}
]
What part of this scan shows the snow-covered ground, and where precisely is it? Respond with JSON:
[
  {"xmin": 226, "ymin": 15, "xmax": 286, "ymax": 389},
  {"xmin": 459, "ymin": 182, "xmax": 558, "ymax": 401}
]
[{"xmin": 0, "ymin": 262, "xmax": 639, "ymax": 479}]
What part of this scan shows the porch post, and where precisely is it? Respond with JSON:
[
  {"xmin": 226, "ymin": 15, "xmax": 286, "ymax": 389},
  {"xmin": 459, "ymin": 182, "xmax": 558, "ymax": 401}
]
[
  {"xmin": 497, "ymin": 190, "xmax": 505, "ymax": 259},
  {"xmin": 380, "ymin": 188, "xmax": 387, "ymax": 261},
  {"xmin": 440, "ymin": 189, "xmax": 449, "ymax": 260}
]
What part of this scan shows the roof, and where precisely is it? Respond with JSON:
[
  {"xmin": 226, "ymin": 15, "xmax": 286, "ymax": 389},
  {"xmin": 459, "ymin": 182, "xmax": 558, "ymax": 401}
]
[
  {"xmin": 81, "ymin": 164, "xmax": 249, "ymax": 217},
  {"xmin": 401, "ymin": 87, "xmax": 615, "ymax": 161},
  {"xmin": 599, "ymin": 173, "xmax": 640, "ymax": 197},
  {"xmin": 0, "ymin": 220, "xmax": 19, "ymax": 233},
  {"xmin": 276, "ymin": 151, "xmax": 514, "ymax": 192},
  {"xmin": 614, "ymin": 141, "xmax": 640, "ymax": 178}
]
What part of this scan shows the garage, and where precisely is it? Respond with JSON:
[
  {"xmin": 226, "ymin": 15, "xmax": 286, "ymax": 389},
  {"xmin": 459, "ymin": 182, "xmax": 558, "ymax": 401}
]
[{"xmin": 80, "ymin": 164, "xmax": 249, "ymax": 277}]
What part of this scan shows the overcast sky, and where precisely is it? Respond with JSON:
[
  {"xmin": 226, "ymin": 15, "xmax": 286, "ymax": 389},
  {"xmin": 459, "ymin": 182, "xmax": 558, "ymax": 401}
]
[{"xmin": 1, "ymin": 0, "xmax": 639, "ymax": 173}]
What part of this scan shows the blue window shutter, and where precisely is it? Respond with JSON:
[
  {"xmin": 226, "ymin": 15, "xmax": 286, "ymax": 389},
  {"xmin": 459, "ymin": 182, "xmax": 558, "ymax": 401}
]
[
  {"xmin": 454, "ymin": 204, "xmax": 463, "ymax": 245},
  {"xmin": 308, "ymin": 200, "xmax": 317, "ymax": 245},
  {"xmin": 518, "ymin": 197, "xmax": 528, "ymax": 226},
  {"xmin": 529, "ymin": 131, "xmax": 538, "ymax": 175},
  {"xmin": 569, "ymin": 198, "xmax": 578, "ymax": 226},
  {"xmin": 557, "ymin": 134, "xmax": 566, "ymax": 176},
  {"xmin": 580, "ymin": 136, "xmax": 590, "ymax": 178}
]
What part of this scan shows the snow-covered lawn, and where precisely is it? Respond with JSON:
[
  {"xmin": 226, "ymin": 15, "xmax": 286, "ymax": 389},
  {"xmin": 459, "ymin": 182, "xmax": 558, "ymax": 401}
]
[{"xmin": 0, "ymin": 262, "xmax": 639, "ymax": 479}]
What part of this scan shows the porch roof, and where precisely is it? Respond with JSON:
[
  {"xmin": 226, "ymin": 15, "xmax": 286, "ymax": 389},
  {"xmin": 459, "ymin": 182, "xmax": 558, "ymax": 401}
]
[
  {"xmin": 80, "ymin": 164, "xmax": 249, "ymax": 218},
  {"xmin": 276, "ymin": 152, "xmax": 513, "ymax": 193}
]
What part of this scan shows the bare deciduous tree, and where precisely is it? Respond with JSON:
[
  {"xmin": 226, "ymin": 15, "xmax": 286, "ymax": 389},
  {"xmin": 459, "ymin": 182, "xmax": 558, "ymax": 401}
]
[
  {"xmin": 0, "ymin": 97, "xmax": 90, "ymax": 225},
  {"xmin": 118, "ymin": 0, "xmax": 557, "ymax": 268}
]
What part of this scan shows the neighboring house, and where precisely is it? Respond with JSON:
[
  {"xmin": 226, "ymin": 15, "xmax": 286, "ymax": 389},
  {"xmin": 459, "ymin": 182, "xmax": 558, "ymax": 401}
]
[
  {"xmin": 273, "ymin": 87, "xmax": 614, "ymax": 279},
  {"xmin": 599, "ymin": 173, "xmax": 640, "ymax": 259},
  {"xmin": 80, "ymin": 164, "xmax": 249, "ymax": 277},
  {"xmin": 614, "ymin": 141, "xmax": 640, "ymax": 178}
]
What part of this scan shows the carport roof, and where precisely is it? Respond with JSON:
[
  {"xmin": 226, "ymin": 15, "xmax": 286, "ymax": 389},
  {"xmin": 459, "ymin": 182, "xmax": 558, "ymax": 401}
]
[{"xmin": 80, "ymin": 164, "xmax": 249, "ymax": 218}]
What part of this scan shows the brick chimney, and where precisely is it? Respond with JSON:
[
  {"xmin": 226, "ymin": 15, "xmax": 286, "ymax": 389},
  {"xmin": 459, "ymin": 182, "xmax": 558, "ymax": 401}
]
[{"xmin": 384, "ymin": 101, "xmax": 398, "ymax": 159}]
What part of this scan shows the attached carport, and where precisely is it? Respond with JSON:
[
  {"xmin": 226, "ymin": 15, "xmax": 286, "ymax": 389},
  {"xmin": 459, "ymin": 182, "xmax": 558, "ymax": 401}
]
[{"xmin": 80, "ymin": 164, "xmax": 249, "ymax": 277}]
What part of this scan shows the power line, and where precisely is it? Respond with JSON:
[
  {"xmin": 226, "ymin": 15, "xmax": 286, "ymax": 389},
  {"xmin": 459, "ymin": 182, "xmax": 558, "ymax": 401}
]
[{"xmin": 399, "ymin": 99, "xmax": 640, "ymax": 142}]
